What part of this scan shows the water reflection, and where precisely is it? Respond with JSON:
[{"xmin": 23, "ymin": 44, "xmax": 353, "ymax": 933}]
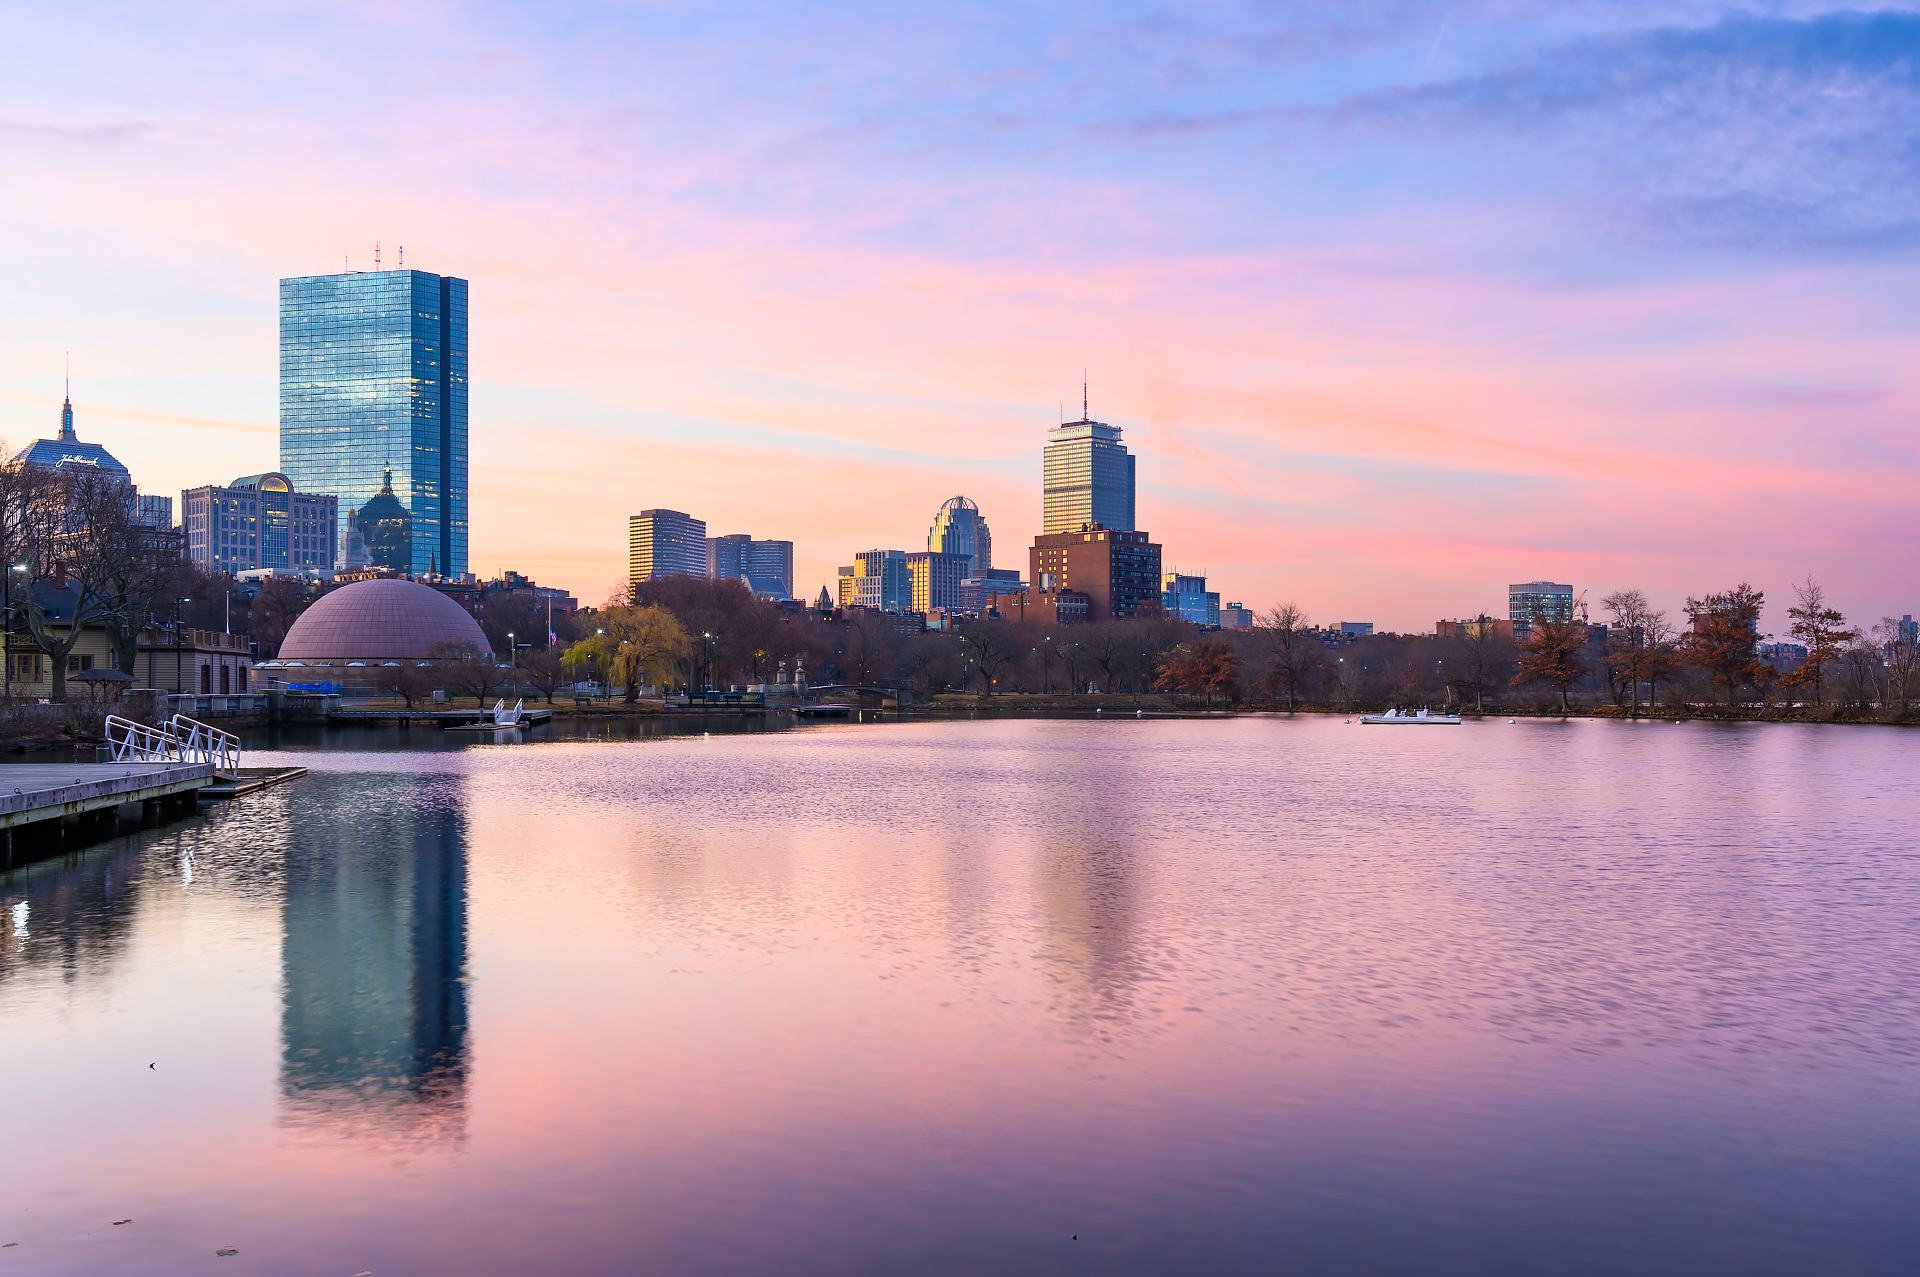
[
  {"xmin": 279, "ymin": 774, "xmax": 470, "ymax": 1146},
  {"xmin": 0, "ymin": 843, "xmax": 144, "ymax": 988}
]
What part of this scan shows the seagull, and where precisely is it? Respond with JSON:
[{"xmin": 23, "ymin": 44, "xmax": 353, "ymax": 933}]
[{"xmin": 149, "ymin": 1063, "xmax": 154, "ymax": 1069}]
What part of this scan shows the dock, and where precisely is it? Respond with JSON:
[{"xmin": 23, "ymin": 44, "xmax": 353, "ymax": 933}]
[
  {"xmin": 331, "ymin": 707, "xmax": 553, "ymax": 727},
  {"xmin": 1, "ymin": 762, "xmax": 215, "ymax": 865}
]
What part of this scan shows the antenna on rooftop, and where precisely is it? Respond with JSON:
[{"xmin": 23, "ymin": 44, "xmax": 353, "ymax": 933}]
[
  {"xmin": 375, "ymin": 242, "xmax": 382, "ymax": 270},
  {"xmin": 1082, "ymin": 370, "xmax": 1088, "ymax": 422},
  {"xmin": 398, "ymin": 244, "xmax": 404, "ymax": 268}
]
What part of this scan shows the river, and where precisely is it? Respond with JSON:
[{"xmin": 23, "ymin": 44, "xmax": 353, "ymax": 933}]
[{"xmin": 2, "ymin": 714, "xmax": 1917, "ymax": 1274}]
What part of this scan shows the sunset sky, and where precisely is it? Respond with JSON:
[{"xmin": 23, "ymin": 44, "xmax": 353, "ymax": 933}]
[{"xmin": 1, "ymin": 1, "xmax": 1914, "ymax": 634}]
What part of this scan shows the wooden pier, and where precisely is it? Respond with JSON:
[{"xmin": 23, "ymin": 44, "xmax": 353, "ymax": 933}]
[{"xmin": 0, "ymin": 762, "xmax": 215, "ymax": 866}]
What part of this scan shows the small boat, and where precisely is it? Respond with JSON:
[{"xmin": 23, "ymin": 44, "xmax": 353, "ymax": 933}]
[{"xmin": 1360, "ymin": 707, "xmax": 1461, "ymax": 725}]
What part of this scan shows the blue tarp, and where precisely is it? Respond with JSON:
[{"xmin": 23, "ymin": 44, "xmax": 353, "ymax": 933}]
[{"xmin": 285, "ymin": 682, "xmax": 342, "ymax": 695}]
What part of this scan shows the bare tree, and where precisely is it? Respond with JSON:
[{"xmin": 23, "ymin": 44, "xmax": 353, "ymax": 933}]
[
  {"xmin": 1873, "ymin": 617, "xmax": 1919, "ymax": 712},
  {"xmin": 1781, "ymin": 576, "xmax": 1851, "ymax": 708},
  {"xmin": 955, "ymin": 618, "xmax": 1017, "ymax": 695},
  {"xmin": 520, "ymin": 648, "xmax": 569, "ymax": 703},
  {"xmin": 1259, "ymin": 603, "xmax": 1317, "ymax": 711}
]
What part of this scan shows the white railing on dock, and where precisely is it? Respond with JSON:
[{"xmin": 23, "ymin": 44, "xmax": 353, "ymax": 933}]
[
  {"xmin": 170, "ymin": 715, "xmax": 240, "ymax": 773},
  {"xmin": 106, "ymin": 715, "xmax": 182, "ymax": 763},
  {"xmin": 492, "ymin": 698, "xmax": 524, "ymax": 727}
]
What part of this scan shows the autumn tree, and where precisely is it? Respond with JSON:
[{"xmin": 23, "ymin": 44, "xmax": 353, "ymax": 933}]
[
  {"xmin": 1683, "ymin": 583, "xmax": 1767, "ymax": 709},
  {"xmin": 1155, "ymin": 638, "xmax": 1244, "ymax": 707},
  {"xmin": 1511, "ymin": 600, "xmax": 1589, "ymax": 713},
  {"xmin": 1259, "ymin": 603, "xmax": 1319, "ymax": 711},
  {"xmin": 1780, "ymin": 576, "xmax": 1851, "ymax": 708}
]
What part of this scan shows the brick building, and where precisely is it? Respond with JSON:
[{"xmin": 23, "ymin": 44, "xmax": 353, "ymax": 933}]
[{"xmin": 1029, "ymin": 524, "xmax": 1163, "ymax": 623}]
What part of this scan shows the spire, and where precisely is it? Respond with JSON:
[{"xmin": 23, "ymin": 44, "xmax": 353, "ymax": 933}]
[
  {"xmin": 59, "ymin": 354, "xmax": 75, "ymax": 442},
  {"xmin": 1082, "ymin": 370, "xmax": 1089, "ymax": 423},
  {"xmin": 380, "ymin": 465, "xmax": 394, "ymax": 495}
]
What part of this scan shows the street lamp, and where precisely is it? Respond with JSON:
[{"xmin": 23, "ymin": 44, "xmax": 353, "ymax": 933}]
[
  {"xmin": 175, "ymin": 596, "xmax": 194, "ymax": 693},
  {"xmin": 3, "ymin": 563, "xmax": 25, "ymax": 697}
]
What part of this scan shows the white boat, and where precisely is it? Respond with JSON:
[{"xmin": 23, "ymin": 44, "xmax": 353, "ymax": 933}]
[{"xmin": 1360, "ymin": 707, "xmax": 1461, "ymax": 725}]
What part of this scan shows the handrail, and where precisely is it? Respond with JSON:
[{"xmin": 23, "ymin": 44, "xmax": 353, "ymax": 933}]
[
  {"xmin": 106, "ymin": 715, "xmax": 181, "ymax": 763},
  {"xmin": 492, "ymin": 698, "xmax": 524, "ymax": 727},
  {"xmin": 170, "ymin": 714, "xmax": 241, "ymax": 773}
]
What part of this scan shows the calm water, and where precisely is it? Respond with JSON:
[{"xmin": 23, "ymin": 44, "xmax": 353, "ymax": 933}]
[{"xmin": 3, "ymin": 716, "xmax": 1918, "ymax": 1275}]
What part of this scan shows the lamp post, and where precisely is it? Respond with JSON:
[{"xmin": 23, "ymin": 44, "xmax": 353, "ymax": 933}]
[
  {"xmin": 508, "ymin": 631, "xmax": 516, "ymax": 691},
  {"xmin": 3, "ymin": 563, "xmax": 25, "ymax": 698},
  {"xmin": 175, "ymin": 597, "xmax": 194, "ymax": 693}
]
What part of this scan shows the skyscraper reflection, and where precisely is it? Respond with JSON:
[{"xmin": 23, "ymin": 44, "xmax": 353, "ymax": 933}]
[{"xmin": 279, "ymin": 777, "xmax": 469, "ymax": 1145}]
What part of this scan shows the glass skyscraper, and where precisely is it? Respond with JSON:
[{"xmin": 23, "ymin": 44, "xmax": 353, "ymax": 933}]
[
  {"xmin": 1043, "ymin": 411, "xmax": 1134, "ymax": 534},
  {"xmin": 280, "ymin": 269, "xmax": 469, "ymax": 577}
]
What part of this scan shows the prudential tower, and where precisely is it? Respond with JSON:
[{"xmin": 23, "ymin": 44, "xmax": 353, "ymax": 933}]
[{"xmin": 1042, "ymin": 386, "xmax": 1134, "ymax": 534}]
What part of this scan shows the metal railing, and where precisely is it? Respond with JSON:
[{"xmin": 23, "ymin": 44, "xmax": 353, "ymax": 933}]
[
  {"xmin": 170, "ymin": 714, "xmax": 240, "ymax": 773},
  {"xmin": 492, "ymin": 698, "xmax": 524, "ymax": 727},
  {"xmin": 106, "ymin": 715, "xmax": 182, "ymax": 763}
]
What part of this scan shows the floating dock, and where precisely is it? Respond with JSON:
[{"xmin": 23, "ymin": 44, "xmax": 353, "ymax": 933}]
[{"xmin": 331, "ymin": 707, "xmax": 553, "ymax": 727}]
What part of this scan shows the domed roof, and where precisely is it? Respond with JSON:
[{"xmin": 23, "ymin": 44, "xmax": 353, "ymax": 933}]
[{"xmin": 280, "ymin": 578, "xmax": 491, "ymax": 660}]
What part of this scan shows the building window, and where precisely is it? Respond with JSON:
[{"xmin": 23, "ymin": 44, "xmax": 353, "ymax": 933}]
[
  {"xmin": 67, "ymin": 655, "xmax": 93, "ymax": 673},
  {"xmin": 220, "ymin": 665, "xmax": 230, "ymax": 695},
  {"xmin": 200, "ymin": 665, "xmax": 212, "ymax": 694}
]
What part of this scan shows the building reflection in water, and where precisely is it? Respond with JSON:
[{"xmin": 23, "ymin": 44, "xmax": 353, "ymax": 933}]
[
  {"xmin": 0, "ymin": 844, "xmax": 144, "ymax": 989},
  {"xmin": 279, "ymin": 777, "xmax": 469, "ymax": 1147}
]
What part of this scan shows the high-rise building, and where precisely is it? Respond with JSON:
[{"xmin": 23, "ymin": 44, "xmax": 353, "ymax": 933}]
[
  {"xmin": 629, "ymin": 510, "xmax": 708, "ymax": 583},
  {"xmin": 906, "ymin": 551, "xmax": 971, "ymax": 613},
  {"xmin": 1509, "ymin": 582, "xmax": 1574, "ymax": 627},
  {"xmin": 1029, "ymin": 524, "xmax": 1162, "ymax": 623},
  {"xmin": 928, "ymin": 497, "xmax": 992, "ymax": 576},
  {"xmin": 1162, "ymin": 571, "xmax": 1221, "ymax": 628},
  {"xmin": 16, "ymin": 389, "xmax": 172, "ymax": 530},
  {"xmin": 852, "ymin": 550, "xmax": 912, "ymax": 611},
  {"xmin": 708, "ymin": 533, "xmax": 794, "ymax": 599},
  {"xmin": 280, "ymin": 268, "xmax": 469, "ymax": 577},
  {"xmin": 1043, "ymin": 396, "xmax": 1135, "ymax": 535},
  {"xmin": 182, "ymin": 472, "xmax": 338, "ymax": 573}
]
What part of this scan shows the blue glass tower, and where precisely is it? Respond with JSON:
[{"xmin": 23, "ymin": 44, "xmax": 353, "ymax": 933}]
[{"xmin": 279, "ymin": 269, "xmax": 468, "ymax": 577}]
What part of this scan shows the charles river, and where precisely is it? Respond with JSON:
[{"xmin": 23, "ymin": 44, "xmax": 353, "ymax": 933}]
[{"xmin": 3, "ymin": 714, "xmax": 1917, "ymax": 1275}]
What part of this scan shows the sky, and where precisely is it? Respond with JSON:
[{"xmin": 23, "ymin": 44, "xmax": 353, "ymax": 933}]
[{"xmin": 0, "ymin": 0, "xmax": 1915, "ymax": 635}]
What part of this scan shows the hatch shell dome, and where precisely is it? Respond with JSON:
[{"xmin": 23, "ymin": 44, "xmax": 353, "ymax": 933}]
[{"xmin": 278, "ymin": 578, "xmax": 491, "ymax": 661}]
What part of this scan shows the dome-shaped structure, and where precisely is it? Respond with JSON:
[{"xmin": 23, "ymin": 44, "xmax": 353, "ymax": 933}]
[{"xmin": 279, "ymin": 578, "xmax": 491, "ymax": 662}]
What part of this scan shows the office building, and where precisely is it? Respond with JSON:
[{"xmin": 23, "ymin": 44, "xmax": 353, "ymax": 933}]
[
  {"xmin": 1220, "ymin": 602, "xmax": 1253, "ymax": 630},
  {"xmin": 182, "ymin": 472, "xmax": 339, "ymax": 573},
  {"xmin": 907, "ymin": 551, "xmax": 972, "ymax": 614},
  {"xmin": 1437, "ymin": 616, "xmax": 1515, "ymax": 642},
  {"xmin": 1029, "ymin": 524, "xmax": 1162, "ymax": 623},
  {"xmin": 1043, "ymin": 398, "xmax": 1135, "ymax": 535},
  {"xmin": 1339, "ymin": 622, "xmax": 1374, "ymax": 636},
  {"xmin": 928, "ymin": 496, "xmax": 993, "ymax": 576},
  {"xmin": 629, "ymin": 509, "xmax": 708, "ymax": 584},
  {"xmin": 709, "ymin": 533, "xmax": 795, "ymax": 599},
  {"xmin": 1162, "ymin": 571, "xmax": 1221, "ymax": 628},
  {"xmin": 847, "ymin": 550, "xmax": 912, "ymax": 611},
  {"xmin": 135, "ymin": 495, "xmax": 172, "ymax": 530},
  {"xmin": 1509, "ymin": 582, "xmax": 1575, "ymax": 628},
  {"xmin": 960, "ymin": 575, "xmax": 1026, "ymax": 616},
  {"xmin": 1899, "ymin": 615, "xmax": 1917, "ymax": 644},
  {"xmin": 280, "ymin": 268, "xmax": 469, "ymax": 577}
]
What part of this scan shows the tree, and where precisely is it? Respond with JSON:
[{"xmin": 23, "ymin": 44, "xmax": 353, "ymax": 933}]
[
  {"xmin": 1780, "ymin": 576, "xmax": 1851, "ymax": 708},
  {"xmin": 520, "ymin": 648, "xmax": 570, "ymax": 703},
  {"xmin": 1683, "ymin": 583, "xmax": 1767, "ymax": 709},
  {"xmin": 1512, "ymin": 600, "xmax": 1589, "ymax": 713},
  {"xmin": 1451, "ymin": 619, "xmax": 1509, "ymax": 713},
  {"xmin": 1602, "ymin": 589, "xmax": 1659, "ymax": 715},
  {"xmin": 565, "ymin": 604, "xmax": 689, "ymax": 703},
  {"xmin": 1873, "ymin": 617, "xmax": 1919, "ymax": 712},
  {"xmin": 954, "ymin": 618, "xmax": 1017, "ymax": 695},
  {"xmin": 1259, "ymin": 603, "xmax": 1318, "ymax": 711},
  {"xmin": 250, "ymin": 576, "xmax": 313, "ymax": 658},
  {"xmin": 1155, "ymin": 638, "xmax": 1244, "ymax": 706},
  {"xmin": 431, "ymin": 639, "xmax": 507, "ymax": 705},
  {"xmin": 391, "ymin": 662, "xmax": 436, "ymax": 709},
  {"xmin": 898, "ymin": 632, "xmax": 958, "ymax": 697}
]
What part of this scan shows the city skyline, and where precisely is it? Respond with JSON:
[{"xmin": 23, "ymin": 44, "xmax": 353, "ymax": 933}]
[{"xmin": 1, "ymin": 4, "xmax": 1915, "ymax": 635}]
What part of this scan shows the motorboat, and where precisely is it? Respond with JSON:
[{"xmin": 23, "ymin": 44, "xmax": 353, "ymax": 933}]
[{"xmin": 1360, "ymin": 707, "xmax": 1461, "ymax": 725}]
